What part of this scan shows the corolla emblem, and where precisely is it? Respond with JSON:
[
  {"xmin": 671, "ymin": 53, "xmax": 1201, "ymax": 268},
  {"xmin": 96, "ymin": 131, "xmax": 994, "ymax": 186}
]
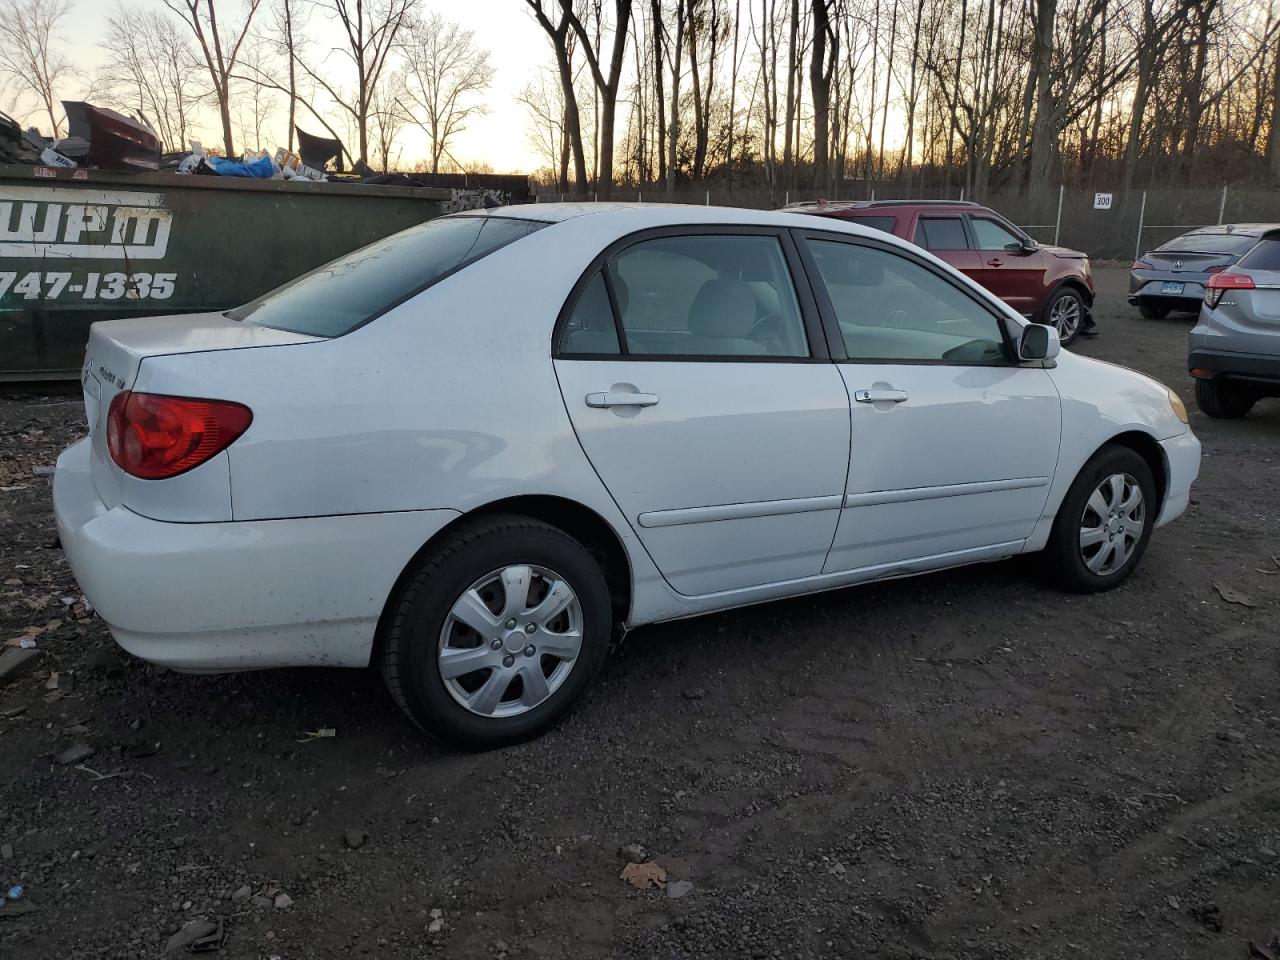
[{"xmin": 1173, "ymin": 259, "xmax": 1183, "ymax": 270}]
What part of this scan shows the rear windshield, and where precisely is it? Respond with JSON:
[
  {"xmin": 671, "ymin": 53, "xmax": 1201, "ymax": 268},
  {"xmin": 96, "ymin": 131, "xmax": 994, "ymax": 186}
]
[
  {"xmin": 1237, "ymin": 236, "xmax": 1280, "ymax": 271},
  {"xmin": 849, "ymin": 216, "xmax": 896, "ymax": 234},
  {"xmin": 229, "ymin": 215, "xmax": 546, "ymax": 336},
  {"xmin": 1156, "ymin": 232, "xmax": 1258, "ymax": 255}
]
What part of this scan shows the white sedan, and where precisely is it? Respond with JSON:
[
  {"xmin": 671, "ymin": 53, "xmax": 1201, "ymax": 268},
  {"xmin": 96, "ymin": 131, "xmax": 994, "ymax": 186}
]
[{"xmin": 54, "ymin": 204, "xmax": 1200, "ymax": 747}]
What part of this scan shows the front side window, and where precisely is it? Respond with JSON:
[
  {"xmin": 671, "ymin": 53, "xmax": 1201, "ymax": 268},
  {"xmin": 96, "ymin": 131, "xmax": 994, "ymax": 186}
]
[
  {"xmin": 604, "ymin": 235, "xmax": 810, "ymax": 358},
  {"xmin": 230, "ymin": 215, "xmax": 546, "ymax": 337},
  {"xmin": 805, "ymin": 239, "xmax": 1007, "ymax": 364},
  {"xmin": 913, "ymin": 217, "xmax": 969, "ymax": 251},
  {"xmin": 970, "ymin": 217, "xmax": 1024, "ymax": 251}
]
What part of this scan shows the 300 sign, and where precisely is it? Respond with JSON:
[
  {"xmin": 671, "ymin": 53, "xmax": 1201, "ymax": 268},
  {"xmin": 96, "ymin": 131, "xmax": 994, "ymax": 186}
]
[{"xmin": 0, "ymin": 271, "xmax": 177, "ymax": 302}]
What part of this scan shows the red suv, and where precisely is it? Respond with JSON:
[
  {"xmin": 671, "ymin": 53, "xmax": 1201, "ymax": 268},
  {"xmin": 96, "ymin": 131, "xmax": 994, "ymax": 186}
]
[{"xmin": 786, "ymin": 200, "xmax": 1096, "ymax": 344}]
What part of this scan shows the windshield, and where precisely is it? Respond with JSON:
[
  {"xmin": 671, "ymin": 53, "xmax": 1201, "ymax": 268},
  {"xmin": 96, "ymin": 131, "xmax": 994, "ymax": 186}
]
[
  {"xmin": 229, "ymin": 215, "xmax": 546, "ymax": 336},
  {"xmin": 1156, "ymin": 232, "xmax": 1258, "ymax": 255}
]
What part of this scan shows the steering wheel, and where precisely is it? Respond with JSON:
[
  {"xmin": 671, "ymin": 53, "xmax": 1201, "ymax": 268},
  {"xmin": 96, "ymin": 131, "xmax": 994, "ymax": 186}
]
[{"xmin": 747, "ymin": 314, "xmax": 788, "ymax": 354}]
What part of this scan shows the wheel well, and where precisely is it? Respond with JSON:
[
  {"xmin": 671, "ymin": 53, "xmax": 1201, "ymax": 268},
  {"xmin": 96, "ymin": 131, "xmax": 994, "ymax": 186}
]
[
  {"xmin": 1045, "ymin": 277, "xmax": 1094, "ymax": 313},
  {"xmin": 373, "ymin": 496, "xmax": 633, "ymax": 660},
  {"xmin": 1105, "ymin": 431, "xmax": 1168, "ymax": 510}
]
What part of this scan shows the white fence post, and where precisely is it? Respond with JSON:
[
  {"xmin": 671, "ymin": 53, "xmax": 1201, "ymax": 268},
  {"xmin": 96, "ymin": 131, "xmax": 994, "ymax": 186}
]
[
  {"xmin": 959, "ymin": 187, "xmax": 965, "ymax": 202},
  {"xmin": 784, "ymin": 189, "xmax": 789, "ymax": 206},
  {"xmin": 1134, "ymin": 190, "xmax": 1147, "ymax": 262},
  {"xmin": 1054, "ymin": 185, "xmax": 1064, "ymax": 246},
  {"xmin": 705, "ymin": 190, "xmax": 710, "ymax": 206},
  {"xmin": 637, "ymin": 190, "xmax": 642, "ymax": 204},
  {"xmin": 870, "ymin": 188, "xmax": 876, "ymax": 201},
  {"xmin": 1218, "ymin": 185, "xmax": 1227, "ymax": 225}
]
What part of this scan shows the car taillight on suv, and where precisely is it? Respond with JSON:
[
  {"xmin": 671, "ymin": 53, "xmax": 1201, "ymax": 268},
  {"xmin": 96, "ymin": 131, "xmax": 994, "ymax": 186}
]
[
  {"xmin": 107, "ymin": 391, "xmax": 253, "ymax": 479},
  {"xmin": 1204, "ymin": 271, "xmax": 1255, "ymax": 309}
]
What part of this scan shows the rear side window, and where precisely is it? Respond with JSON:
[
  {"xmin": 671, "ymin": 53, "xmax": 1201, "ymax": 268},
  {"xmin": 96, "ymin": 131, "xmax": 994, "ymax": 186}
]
[
  {"xmin": 601, "ymin": 234, "xmax": 810, "ymax": 358},
  {"xmin": 1157, "ymin": 232, "xmax": 1258, "ymax": 256},
  {"xmin": 848, "ymin": 216, "xmax": 896, "ymax": 234},
  {"xmin": 230, "ymin": 215, "xmax": 546, "ymax": 336},
  {"xmin": 913, "ymin": 217, "xmax": 968, "ymax": 251},
  {"xmin": 1237, "ymin": 237, "xmax": 1280, "ymax": 270},
  {"xmin": 560, "ymin": 272, "xmax": 621, "ymax": 355}
]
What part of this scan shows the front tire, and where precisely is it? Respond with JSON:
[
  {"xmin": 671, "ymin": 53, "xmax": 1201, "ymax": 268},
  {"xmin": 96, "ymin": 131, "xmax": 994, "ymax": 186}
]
[
  {"xmin": 1045, "ymin": 446, "xmax": 1157, "ymax": 593},
  {"xmin": 1138, "ymin": 303, "xmax": 1170, "ymax": 320},
  {"xmin": 1194, "ymin": 377, "xmax": 1256, "ymax": 419},
  {"xmin": 1043, "ymin": 288, "xmax": 1086, "ymax": 345},
  {"xmin": 380, "ymin": 515, "xmax": 612, "ymax": 748}
]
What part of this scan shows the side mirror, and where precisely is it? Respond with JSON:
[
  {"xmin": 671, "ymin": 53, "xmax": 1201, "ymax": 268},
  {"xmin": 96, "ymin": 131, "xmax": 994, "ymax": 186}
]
[
  {"xmin": 1006, "ymin": 239, "xmax": 1038, "ymax": 254},
  {"xmin": 1019, "ymin": 323, "xmax": 1060, "ymax": 361}
]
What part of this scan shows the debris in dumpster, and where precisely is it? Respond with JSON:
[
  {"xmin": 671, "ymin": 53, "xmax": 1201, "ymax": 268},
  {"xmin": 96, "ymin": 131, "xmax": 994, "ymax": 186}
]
[
  {"xmin": 66, "ymin": 102, "xmax": 161, "ymax": 171},
  {"xmin": 6, "ymin": 885, "xmax": 21, "ymax": 900},
  {"xmin": 205, "ymin": 153, "xmax": 276, "ymax": 179},
  {"xmin": 38, "ymin": 146, "xmax": 76, "ymax": 169},
  {"xmin": 296, "ymin": 127, "xmax": 345, "ymax": 172},
  {"xmin": 620, "ymin": 861, "xmax": 667, "ymax": 889}
]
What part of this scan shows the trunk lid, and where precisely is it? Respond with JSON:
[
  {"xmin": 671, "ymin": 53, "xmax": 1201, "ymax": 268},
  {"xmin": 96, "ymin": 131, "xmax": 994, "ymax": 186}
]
[
  {"xmin": 1144, "ymin": 250, "xmax": 1238, "ymax": 274},
  {"xmin": 82, "ymin": 312, "xmax": 319, "ymax": 508}
]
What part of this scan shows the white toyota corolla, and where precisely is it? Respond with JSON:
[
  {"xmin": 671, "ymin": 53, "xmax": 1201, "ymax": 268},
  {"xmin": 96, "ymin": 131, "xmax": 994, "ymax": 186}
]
[{"xmin": 54, "ymin": 204, "xmax": 1200, "ymax": 746}]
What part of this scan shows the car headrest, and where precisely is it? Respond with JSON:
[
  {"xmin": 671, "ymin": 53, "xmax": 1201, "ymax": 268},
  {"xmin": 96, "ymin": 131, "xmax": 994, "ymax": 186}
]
[
  {"xmin": 815, "ymin": 246, "xmax": 884, "ymax": 286},
  {"xmin": 689, "ymin": 279, "xmax": 757, "ymax": 338}
]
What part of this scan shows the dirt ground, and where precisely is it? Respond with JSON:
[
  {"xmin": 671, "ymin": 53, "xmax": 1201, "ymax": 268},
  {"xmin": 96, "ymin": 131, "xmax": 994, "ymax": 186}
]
[{"xmin": 1, "ymin": 266, "xmax": 1278, "ymax": 960}]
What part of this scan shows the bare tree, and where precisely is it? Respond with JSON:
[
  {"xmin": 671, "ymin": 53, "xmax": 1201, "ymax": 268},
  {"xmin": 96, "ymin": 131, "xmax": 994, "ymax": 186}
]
[
  {"xmin": 398, "ymin": 13, "xmax": 494, "ymax": 175},
  {"xmin": 526, "ymin": 0, "xmax": 589, "ymax": 190},
  {"xmin": 297, "ymin": 0, "xmax": 418, "ymax": 165},
  {"xmin": 99, "ymin": 6, "xmax": 206, "ymax": 152},
  {"xmin": 369, "ymin": 75, "xmax": 407, "ymax": 170},
  {"xmin": 161, "ymin": 0, "xmax": 264, "ymax": 156},
  {"xmin": 561, "ymin": 0, "xmax": 633, "ymax": 197},
  {"xmin": 0, "ymin": 0, "xmax": 74, "ymax": 136},
  {"xmin": 519, "ymin": 69, "xmax": 571, "ymax": 186}
]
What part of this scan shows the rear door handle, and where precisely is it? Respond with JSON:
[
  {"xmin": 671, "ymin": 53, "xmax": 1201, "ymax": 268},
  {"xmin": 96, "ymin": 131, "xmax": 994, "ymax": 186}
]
[
  {"xmin": 854, "ymin": 388, "xmax": 908, "ymax": 404},
  {"xmin": 585, "ymin": 391, "xmax": 659, "ymax": 408},
  {"xmin": 987, "ymin": 258, "xmax": 1003, "ymax": 267}
]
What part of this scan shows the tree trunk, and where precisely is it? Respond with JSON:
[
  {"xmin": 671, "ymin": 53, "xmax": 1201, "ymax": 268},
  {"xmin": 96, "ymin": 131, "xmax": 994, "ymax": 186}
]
[
  {"xmin": 1270, "ymin": 35, "xmax": 1280, "ymax": 181},
  {"xmin": 782, "ymin": 0, "xmax": 798, "ymax": 185},
  {"xmin": 652, "ymin": 0, "xmax": 667, "ymax": 184},
  {"xmin": 667, "ymin": 0, "xmax": 686, "ymax": 195},
  {"xmin": 809, "ymin": 0, "xmax": 830, "ymax": 191},
  {"xmin": 1025, "ymin": 0, "xmax": 1057, "ymax": 197}
]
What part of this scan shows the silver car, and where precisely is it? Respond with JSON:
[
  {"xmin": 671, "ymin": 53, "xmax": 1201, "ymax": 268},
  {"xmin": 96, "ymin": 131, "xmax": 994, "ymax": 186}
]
[
  {"xmin": 1189, "ymin": 230, "xmax": 1280, "ymax": 417},
  {"xmin": 1131, "ymin": 224, "xmax": 1278, "ymax": 319}
]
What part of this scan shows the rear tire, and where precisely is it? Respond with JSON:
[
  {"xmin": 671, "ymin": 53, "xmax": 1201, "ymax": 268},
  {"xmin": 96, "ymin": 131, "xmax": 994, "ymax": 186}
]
[
  {"xmin": 1044, "ymin": 446, "xmax": 1157, "ymax": 594},
  {"xmin": 380, "ymin": 515, "xmax": 612, "ymax": 748},
  {"xmin": 1138, "ymin": 303, "xmax": 1169, "ymax": 320},
  {"xmin": 1194, "ymin": 377, "xmax": 1255, "ymax": 419}
]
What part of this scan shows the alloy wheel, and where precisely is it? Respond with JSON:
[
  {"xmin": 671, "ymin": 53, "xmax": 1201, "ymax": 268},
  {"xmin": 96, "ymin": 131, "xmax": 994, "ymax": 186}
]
[
  {"xmin": 437, "ymin": 564, "xmax": 583, "ymax": 718},
  {"xmin": 1078, "ymin": 473, "xmax": 1145, "ymax": 576},
  {"xmin": 1050, "ymin": 295, "xmax": 1082, "ymax": 340}
]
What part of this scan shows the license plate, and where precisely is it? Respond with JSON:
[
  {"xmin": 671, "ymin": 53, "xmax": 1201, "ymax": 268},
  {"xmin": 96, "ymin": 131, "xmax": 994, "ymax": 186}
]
[{"xmin": 1160, "ymin": 281, "xmax": 1184, "ymax": 295}]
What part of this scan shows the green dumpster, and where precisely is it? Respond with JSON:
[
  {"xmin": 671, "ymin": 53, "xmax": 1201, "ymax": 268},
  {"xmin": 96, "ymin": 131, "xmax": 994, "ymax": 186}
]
[{"xmin": 0, "ymin": 163, "xmax": 450, "ymax": 381}]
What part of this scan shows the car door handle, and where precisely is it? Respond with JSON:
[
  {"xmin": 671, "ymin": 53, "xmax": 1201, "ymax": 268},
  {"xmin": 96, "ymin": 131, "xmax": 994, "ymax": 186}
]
[
  {"xmin": 585, "ymin": 391, "xmax": 659, "ymax": 408},
  {"xmin": 854, "ymin": 388, "xmax": 908, "ymax": 404},
  {"xmin": 987, "ymin": 258, "xmax": 1004, "ymax": 267}
]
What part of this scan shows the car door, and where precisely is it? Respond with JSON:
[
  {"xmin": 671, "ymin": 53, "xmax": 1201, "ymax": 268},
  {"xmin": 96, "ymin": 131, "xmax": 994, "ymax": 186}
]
[
  {"xmin": 911, "ymin": 215, "xmax": 982, "ymax": 276},
  {"xmin": 967, "ymin": 214, "xmax": 1047, "ymax": 315},
  {"xmin": 553, "ymin": 228, "xmax": 851, "ymax": 597},
  {"xmin": 795, "ymin": 232, "xmax": 1062, "ymax": 573}
]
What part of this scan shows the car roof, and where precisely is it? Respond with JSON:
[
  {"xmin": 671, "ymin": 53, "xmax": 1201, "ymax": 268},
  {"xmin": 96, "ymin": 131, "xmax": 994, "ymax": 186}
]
[
  {"xmin": 453, "ymin": 201, "xmax": 913, "ymax": 239},
  {"xmin": 1182, "ymin": 223, "xmax": 1280, "ymax": 237},
  {"xmin": 781, "ymin": 199, "xmax": 982, "ymax": 214}
]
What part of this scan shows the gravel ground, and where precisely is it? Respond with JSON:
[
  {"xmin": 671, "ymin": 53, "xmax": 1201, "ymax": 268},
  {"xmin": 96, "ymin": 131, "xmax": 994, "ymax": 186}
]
[{"xmin": 1, "ymin": 266, "xmax": 1278, "ymax": 960}]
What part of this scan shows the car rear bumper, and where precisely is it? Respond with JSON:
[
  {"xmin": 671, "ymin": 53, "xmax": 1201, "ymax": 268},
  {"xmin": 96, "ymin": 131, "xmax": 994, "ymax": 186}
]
[
  {"xmin": 53, "ymin": 438, "xmax": 459, "ymax": 672},
  {"xmin": 1155, "ymin": 431, "xmax": 1200, "ymax": 528},
  {"xmin": 1188, "ymin": 348, "xmax": 1280, "ymax": 386}
]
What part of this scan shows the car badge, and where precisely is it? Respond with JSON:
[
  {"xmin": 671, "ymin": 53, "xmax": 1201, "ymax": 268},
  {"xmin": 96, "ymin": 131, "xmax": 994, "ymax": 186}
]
[{"xmin": 1173, "ymin": 259, "xmax": 1183, "ymax": 270}]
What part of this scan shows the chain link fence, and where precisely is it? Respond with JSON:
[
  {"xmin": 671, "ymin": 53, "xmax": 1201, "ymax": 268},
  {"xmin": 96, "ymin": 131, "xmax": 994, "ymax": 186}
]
[{"xmin": 532, "ymin": 184, "xmax": 1280, "ymax": 261}]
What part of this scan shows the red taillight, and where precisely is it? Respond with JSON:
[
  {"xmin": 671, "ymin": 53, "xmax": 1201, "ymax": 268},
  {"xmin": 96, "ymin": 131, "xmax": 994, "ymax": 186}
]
[
  {"xmin": 1133, "ymin": 260, "xmax": 1153, "ymax": 270},
  {"xmin": 1204, "ymin": 271, "xmax": 1255, "ymax": 308},
  {"xmin": 106, "ymin": 391, "xmax": 252, "ymax": 479}
]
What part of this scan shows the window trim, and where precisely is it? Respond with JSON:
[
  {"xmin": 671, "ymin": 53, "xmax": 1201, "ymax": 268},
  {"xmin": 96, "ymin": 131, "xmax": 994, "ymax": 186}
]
[
  {"xmin": 790, "ymin": 228, "xmax": 1018, "ymax": 367},
  {"xmin": 553, "ymin": 225, "xmax": 831, "ymax": 363}
]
